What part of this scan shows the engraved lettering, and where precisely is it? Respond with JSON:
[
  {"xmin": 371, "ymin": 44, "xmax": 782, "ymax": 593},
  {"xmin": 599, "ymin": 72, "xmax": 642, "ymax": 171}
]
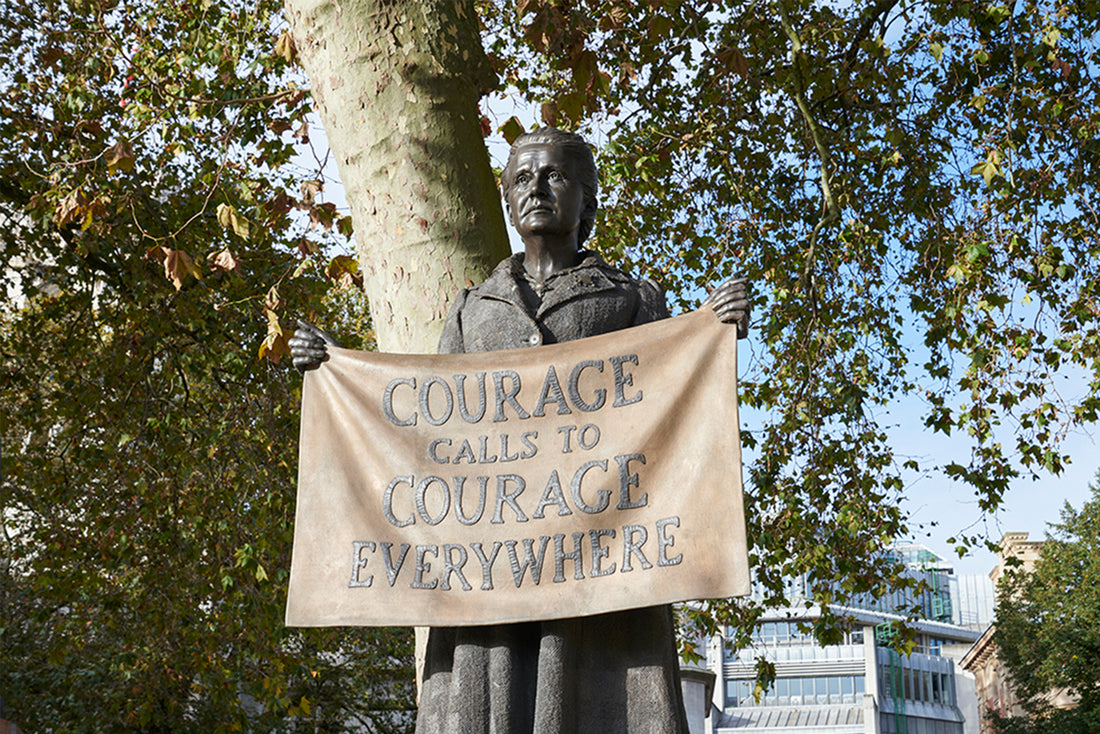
[
  {"xmin": 440, "ymin": 544, "xmax": 473, "ymax": 591},
  {"xmin": 455, "ymin": 372, "xmax": 487, "ymax": 423},
  {"xmin": 383, "ymin": 475, "xmax": 415, "ymax": 527},
  {"xmin": 533, "ymin": 364, "xmax": 572, "ymax": 417},
  {"xmin": 471, "ymin": 541, "xmax": 502, "ymax": 590},
  {"xmin": 532, "ymin": 470, "xmax": 572, "ymax": 519},
  {"xmin": 504, "ymin": 536, "xmax": 550, "ymax": 587},
  {"xmin": 411, "ymin": 544, "xmax": 438, "ymax": 589},
  {"xmin": 656, "ymin": 516, "xmax": 683, "ymax": 566},
  {"xmin": 571, "ymin": 459, "xmax": 611, "ymax": 514},
  {"xmin": 493, "ymin": 370, "xmax": 530, "ymax": 422},
  {"xmin": 553, "ymin": 532, "xmax": 586, "ymax": 583},
  {"xmin": 419, "ymin": 376, "xmax": 454, "ymax": 426},
  {"xmin": 380, "ymin": 542, "xmax": 411, "ymax": 587},
  {"xmin": 492, "ymin": 474, "xmax": 528, "ymax": 523},
  {"xmin": 453, "ymin": 475, "xmax": 488, "ymax": 525},
  {"xmin": 621, "ymin": 524, "xmax": 652, "ymax": 572},
  {"xmin": 349, "ymin": 541, "xmax": 375, "ymax": 587},
  {"xmin": 589, "ymin": 528, "xmax": 616, "ymax": 577},
  {"xmin": 567, "ymin": 360, "xmax": 606, "ymax": 412},
  {"xmin": 415, "ymin": 476, "xmax": 450, "ymax": 526},
  {"xmin": 382, "ymin": 377, "xmax": 417, "ymax": 426},
  {"xmin": 611, "ymin": 354, "xmax": 642, "ymax": 407},
  {"xmin": 615, "ymin": 453, "xmax": 648, "ymax": 509}
]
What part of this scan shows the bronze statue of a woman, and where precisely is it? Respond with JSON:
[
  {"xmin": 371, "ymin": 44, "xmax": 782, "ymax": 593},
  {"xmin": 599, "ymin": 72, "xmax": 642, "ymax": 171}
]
[{"xmin": 291, "ymin": 128, "xmax": 748, "ymax": 733}]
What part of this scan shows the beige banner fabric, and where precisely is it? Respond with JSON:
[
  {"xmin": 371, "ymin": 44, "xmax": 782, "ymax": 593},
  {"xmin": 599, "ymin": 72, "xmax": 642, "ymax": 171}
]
[{"xmin": 286, "ymin": 309, "xmax": 750, "ymax": 627}]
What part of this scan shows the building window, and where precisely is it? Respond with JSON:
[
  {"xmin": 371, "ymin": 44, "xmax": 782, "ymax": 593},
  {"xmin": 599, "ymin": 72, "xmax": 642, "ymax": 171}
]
[
  {"xmin": 725, "ymin": 675, "xmax": 866, "ymax": 708},
  {"xmin": 749, "ymin": 620, "xmax": 815, "ymax": 646}
]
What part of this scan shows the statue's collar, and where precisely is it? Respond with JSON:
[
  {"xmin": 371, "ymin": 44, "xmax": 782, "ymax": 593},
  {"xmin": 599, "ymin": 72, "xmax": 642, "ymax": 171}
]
[
  {"xmin": 473, "ymin": 250, "xmax": 617, "ymax": 318},
  {"xmin": 502, "ymin": 250, "xmax": 605, "ymax": 283}
]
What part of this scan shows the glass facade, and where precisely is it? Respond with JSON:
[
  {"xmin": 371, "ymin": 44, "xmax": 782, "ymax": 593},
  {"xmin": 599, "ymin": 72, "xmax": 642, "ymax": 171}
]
[
  {"xmin": 877, "ymin": 648, "xmax": 958, "ymax": 707},
  {"xmin": 881, "ymin": 716, "xmax": 964, "ymax": 734},
  {"xmin": 725, "ymin": 675, "xmax": 865, "ymax": 707},
  {"xmin": 713, "ymin": 541, "xmax": 981, "ymax": 733},
  {"xmin": 752, "ymin": 620, "xmax": 814, "ymax": 645}
]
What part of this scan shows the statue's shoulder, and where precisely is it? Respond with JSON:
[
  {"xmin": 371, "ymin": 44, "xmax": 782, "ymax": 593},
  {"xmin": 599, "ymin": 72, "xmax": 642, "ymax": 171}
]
[
  {"xmin": 583, "ymin": 254, "xmax": 665, "ymax": 295},
  {"xmin": 573, "ymin": 252, "xmax": 637, "ymax": 285},
  {"xmin": 572, "ymin": 252, "xmax": 669, "ymax": 321},
  {"xmin": 461, "ymin": 255, "xmax": 524, "ymax": 302}
]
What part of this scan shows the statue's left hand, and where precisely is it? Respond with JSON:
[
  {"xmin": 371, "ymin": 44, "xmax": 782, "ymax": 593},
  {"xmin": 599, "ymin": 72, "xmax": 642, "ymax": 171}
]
[
  {"xmin": 289, "ymin": 320, "xmax": 340, "ymax": 372},
  {"xmin": 703, "ymin": 277, "xmax": 750, "ymax": 339}
]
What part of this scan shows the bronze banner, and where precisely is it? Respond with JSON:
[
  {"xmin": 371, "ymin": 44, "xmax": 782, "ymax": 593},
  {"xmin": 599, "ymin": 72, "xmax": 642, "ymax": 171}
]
[{"xmin": 286, "ymin": 308, "xmax": 750, "ymax": 627}]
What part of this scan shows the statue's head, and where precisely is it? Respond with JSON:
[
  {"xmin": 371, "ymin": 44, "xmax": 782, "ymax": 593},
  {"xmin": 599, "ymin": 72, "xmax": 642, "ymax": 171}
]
[{"xmin": 501, "ymin": 127, "xmax": 598, "ymax": 246}]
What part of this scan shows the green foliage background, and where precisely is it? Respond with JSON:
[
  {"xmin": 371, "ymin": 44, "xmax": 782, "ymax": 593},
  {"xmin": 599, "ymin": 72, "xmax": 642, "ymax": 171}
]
[
  {"xmin": 480, "ymin": 0, "xmax": 1100, "ymax": 655},
  {"xmin": 992, "ymin": 477, "xmax": 1100, "ymax": 733},
  {"xmin": 1, "ymin": 0, "xmax": 410, "ymax": 730}
]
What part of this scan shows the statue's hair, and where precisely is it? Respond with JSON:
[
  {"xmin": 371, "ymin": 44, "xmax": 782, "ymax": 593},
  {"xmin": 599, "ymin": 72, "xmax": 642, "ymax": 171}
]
[{"xmin": 500, "ymin": 127, "xmax": 599, "ymax": 246}]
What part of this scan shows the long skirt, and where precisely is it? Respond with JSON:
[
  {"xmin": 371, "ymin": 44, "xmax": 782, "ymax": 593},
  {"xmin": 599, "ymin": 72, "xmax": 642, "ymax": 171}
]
[{"xmin": 415, "ymin": 605, "xmax": 689, "ymax": 734}]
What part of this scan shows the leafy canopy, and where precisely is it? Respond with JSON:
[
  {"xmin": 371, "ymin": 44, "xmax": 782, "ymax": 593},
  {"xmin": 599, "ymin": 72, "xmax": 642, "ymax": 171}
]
[
  {"xmin": 1, "ymin": 0, "xmax": 407, "ymax": 731},
  {"xmin": 480, "ymin": 0, "xmax": 1100, "ymax": 651}
]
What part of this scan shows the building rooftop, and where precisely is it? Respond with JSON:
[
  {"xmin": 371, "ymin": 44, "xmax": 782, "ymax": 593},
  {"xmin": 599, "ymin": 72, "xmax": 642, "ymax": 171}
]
[{"xmin": 715, "ymin": 703, "xmax": 864, "ymax": 732}]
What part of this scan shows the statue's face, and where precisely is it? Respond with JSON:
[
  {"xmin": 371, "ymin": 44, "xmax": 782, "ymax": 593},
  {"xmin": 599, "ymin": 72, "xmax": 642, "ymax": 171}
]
[{"xmin": 505, "ymin": 142, "xmax": 585, "ymax": 244}]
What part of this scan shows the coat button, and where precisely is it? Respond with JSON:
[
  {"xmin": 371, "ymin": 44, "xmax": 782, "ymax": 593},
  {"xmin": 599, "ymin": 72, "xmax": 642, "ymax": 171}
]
[{"xmin": 527, "ymin": 334, "xmax": 540, "ymax": 345}]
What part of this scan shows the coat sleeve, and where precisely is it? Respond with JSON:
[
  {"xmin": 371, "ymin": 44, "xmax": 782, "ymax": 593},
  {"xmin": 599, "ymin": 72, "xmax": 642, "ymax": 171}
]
[
  {"xmin": 437, "ymin": 288, "xmax": 470, "ymax": 354},
  {"xmin": 633, "ymin": 277, "xmax": 671, "ymax": 325}
]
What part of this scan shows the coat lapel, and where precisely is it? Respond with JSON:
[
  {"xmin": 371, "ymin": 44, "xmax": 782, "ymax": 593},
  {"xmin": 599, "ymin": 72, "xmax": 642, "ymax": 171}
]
[
  {"xmin": 469, "ymin": 252, "xmax": 620, "ymax": 322},
  {"xmin": 536, "ymin": 266, "xmax": 616, "ymax": 319}
]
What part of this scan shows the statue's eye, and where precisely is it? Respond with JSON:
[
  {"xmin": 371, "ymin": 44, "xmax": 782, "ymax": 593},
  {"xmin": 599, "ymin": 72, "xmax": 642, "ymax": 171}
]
[
  {"xmin": 515, "ymin": 172, "xmax": 531, "ymax": 185},
  {"xmin": 549, "ymin": 171, "xmax": 564, "ymax": 181}
]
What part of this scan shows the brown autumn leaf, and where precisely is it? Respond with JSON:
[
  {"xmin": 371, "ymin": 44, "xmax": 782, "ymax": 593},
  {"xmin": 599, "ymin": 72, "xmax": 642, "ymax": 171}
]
[
  {"xmin": 716, "ymin": 45, "xmax": 750, "ymax": 79},
  {"xmin": 541, "ymin": 101, "xmax": 559, "ymax": 126},
  {"xmin": 268, "ymin": 119, "xmax": 293, "ymax": 135},
  {"xmin": 264, "ymin": 189, "xmax": 294, "ymax": 215},
  {"xmin": 208, "ymin": 248, "xmax": 239, "ymax": 273},
  {"xmin": 499, "ymin": 116, "xmax": 525, "ymax": 144},
  {"xmin": 105, "ymin": 140, "xmax": 135, "ymax": 174},
  {"xmin": 55, "ymin": 191, "xmax": 83, "ymax": 227},
  {"xmin": 324, "ymin": 254, "xmax": 364, "ymax": 290},
  {"xmin": 258, "ymin": 307, "xmax": 288, "ymax": 363},
  {"xmin": 300, "ymin": 179, "xmax": 322, "ymax": 203},
  {"xmin": 216, "ymin": 203, "xmax": 251, "ymax": 240},
  {"xmin": 309, "ymin": 201, "xmax": 337, "ymax": 231},
  {"xmin": 274, "ymin": 30, "xmax": 297, "ymax": 64},
  {"xmin": 294, "ymin": 118, "xmax": 310, "ymax": 143},
  {"xmin": 265, "ymin": 285, "xmax": 281, "ymax": 310},
  {"xmin": 145, "ymin": 246, "xmax": 201, "ymax": 290}
]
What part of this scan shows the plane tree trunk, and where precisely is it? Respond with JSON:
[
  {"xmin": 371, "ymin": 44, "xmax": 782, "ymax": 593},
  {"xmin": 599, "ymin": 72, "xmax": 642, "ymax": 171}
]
[{"xmin": 284, "ymin": 0, "xmax": 510, "ymax": 354}]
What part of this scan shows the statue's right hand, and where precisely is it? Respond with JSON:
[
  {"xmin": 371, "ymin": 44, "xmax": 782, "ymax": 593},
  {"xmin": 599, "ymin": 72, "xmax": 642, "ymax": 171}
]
[{"xmin": 289, "ymin": 319, "xmax": 340, "ymax": 372}]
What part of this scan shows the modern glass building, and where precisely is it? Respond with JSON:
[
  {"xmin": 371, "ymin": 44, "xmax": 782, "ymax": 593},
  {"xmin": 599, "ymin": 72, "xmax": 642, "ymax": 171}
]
[{"xmin": 703, "ymin": 543, "xmax": 988, "ymax": 734}]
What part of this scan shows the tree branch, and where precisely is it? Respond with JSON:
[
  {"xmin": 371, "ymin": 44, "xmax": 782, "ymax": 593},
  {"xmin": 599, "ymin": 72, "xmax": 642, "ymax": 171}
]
[{"xmin": 775, "ymin": 0, "xmax": 841, "ymax": 287}]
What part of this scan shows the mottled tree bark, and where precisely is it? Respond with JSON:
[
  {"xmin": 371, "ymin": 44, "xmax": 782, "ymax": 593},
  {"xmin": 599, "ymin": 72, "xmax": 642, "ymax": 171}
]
[{"xmin": 284, "ymin": 0, "xmax": 510, "ymax": 354}]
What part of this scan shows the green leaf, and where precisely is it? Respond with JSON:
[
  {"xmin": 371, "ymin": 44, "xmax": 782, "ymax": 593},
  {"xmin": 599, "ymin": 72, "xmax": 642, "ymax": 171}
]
[
  {"xmin": 216, "ymin": 203, "xmax": 251, "ymax": 240},
  {"xmin": 499, "ymin": 116, "xmax": 525, "ymax": 144},
  {"xmin": 971, "ymin": 159, "xmax": 998, "ymax": 186}
]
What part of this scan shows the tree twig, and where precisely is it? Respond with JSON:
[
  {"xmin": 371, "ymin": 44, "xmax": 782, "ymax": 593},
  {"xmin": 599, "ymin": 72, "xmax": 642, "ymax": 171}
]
[{"xmin": 776, "ymin": 1, "xmax": 841, "ymax": 287}]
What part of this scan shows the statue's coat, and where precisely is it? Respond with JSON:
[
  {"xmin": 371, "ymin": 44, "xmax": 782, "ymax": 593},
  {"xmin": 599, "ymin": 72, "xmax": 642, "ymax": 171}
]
[{"xmin": 418, "ymin": 251, "xmax": 689, "ymax": 734}]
